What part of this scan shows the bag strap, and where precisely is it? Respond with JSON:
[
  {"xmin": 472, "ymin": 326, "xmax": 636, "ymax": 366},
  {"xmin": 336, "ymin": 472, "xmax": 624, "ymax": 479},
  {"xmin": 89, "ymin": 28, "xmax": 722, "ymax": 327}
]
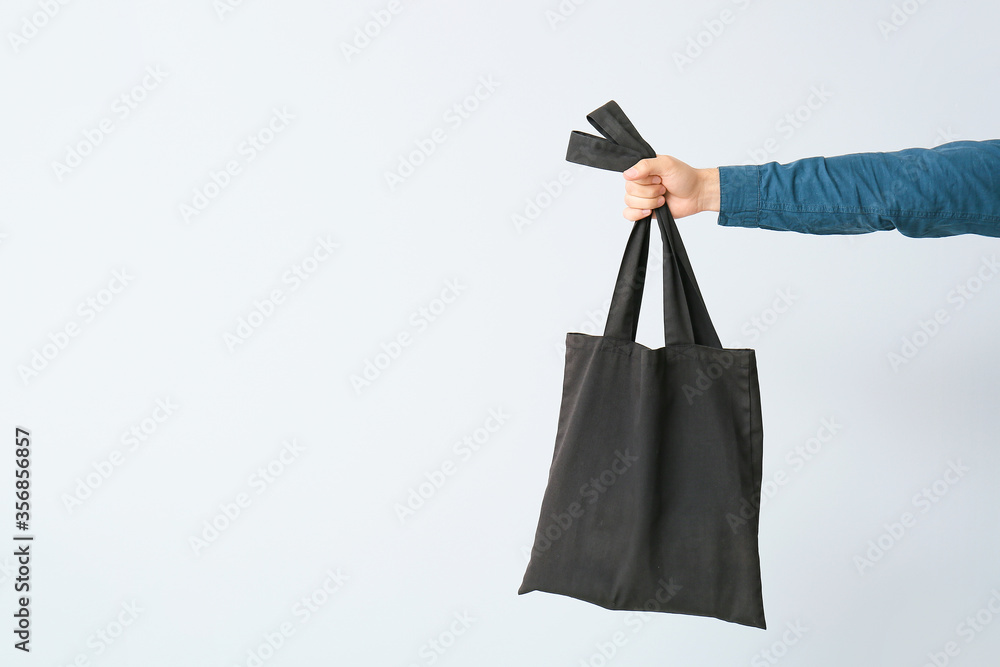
[{"xmin": 566, "ymin": 101, "xmax": 722, "ymax": 349}]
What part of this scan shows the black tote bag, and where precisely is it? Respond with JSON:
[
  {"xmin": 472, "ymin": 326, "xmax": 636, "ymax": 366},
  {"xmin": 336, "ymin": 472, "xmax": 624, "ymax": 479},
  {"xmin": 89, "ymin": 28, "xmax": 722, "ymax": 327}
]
[{"xmin": 518, "ymin": 101, "xmax": 766, "ymax": 629}]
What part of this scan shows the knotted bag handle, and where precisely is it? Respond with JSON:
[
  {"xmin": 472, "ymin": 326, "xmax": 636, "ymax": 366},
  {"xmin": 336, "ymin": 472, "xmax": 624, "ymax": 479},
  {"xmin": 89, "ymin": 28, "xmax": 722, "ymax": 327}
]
[{"xmin": 566, "ymin": 101, "xmax": 722, "ymax": 349}]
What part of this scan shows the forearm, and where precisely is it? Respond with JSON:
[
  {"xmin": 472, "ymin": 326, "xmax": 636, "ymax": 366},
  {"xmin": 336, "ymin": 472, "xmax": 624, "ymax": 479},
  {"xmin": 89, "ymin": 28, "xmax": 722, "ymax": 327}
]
[{"xmin": 713, "ymin": 140, "xmax": 1000, "ymax": 237}]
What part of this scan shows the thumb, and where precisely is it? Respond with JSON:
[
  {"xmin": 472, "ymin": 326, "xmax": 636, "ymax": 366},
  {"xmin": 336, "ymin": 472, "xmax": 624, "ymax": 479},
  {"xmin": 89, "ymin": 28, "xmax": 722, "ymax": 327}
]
[
  {"xmin": 623, "ymin": 156, "xmax": 667, "ymax": 181},
  {"xmin": 622, "ymin": 158, "xmax": 652, "ymax": 180}
]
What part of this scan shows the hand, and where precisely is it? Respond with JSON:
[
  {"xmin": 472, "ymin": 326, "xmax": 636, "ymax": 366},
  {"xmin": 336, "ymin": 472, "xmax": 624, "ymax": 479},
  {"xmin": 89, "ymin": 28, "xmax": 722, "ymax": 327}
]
[{"xmin": 622, "ymin": 156, "xmax": 720, "ymax": 222}]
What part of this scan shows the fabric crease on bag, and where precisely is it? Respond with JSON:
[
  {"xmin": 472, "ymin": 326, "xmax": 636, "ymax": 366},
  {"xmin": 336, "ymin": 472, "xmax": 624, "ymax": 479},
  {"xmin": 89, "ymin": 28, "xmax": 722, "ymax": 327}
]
[{"xmin": 518, "ymin": 100, "xmax": 767, "ymax": 629}]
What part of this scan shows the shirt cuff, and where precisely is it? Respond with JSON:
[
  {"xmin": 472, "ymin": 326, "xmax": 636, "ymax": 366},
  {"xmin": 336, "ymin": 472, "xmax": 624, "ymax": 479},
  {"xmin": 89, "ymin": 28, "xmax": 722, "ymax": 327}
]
[{"xmin": 717, "ymin": 164, "xmax": 760, "ymax": 228}]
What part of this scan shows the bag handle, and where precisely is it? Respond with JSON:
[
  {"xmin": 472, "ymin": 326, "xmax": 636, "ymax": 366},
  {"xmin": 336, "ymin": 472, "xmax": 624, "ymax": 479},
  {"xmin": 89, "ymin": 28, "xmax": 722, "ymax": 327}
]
[{"xmin": 566, "ymin": 101, "xmax": 722, "ymax": 349}]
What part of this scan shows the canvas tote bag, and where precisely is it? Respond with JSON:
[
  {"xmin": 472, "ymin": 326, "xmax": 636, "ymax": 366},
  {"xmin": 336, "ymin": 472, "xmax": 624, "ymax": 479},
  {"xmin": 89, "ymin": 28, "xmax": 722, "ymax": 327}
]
[{"xmin": 518, "ymin": 101, "xmax": 766, "ymax": 629}]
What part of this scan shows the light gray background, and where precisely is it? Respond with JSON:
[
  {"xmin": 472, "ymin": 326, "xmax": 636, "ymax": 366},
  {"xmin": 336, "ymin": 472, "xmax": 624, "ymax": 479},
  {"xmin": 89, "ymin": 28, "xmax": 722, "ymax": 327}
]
[{"xmin": 2, "ymin": 1, "xmax": 999, "ymax": 665}]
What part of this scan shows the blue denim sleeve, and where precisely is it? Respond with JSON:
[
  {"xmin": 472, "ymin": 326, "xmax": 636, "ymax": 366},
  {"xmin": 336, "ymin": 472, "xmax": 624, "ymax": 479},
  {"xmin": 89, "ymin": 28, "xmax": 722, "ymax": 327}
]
[{"xmin": 716, "ymin": 140, "xmax": 1000, "ymax": 237}]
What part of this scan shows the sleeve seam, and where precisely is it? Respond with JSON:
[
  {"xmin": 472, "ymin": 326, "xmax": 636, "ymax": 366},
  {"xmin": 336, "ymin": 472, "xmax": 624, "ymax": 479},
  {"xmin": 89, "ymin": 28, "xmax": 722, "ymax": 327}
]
[
  {"xmin": 756, "ymin": 203, "xmax": 1000, "ymax": 222},
  {"xmin": 753, "ymin": 165, "xmax": 761, "ymax": 227}
]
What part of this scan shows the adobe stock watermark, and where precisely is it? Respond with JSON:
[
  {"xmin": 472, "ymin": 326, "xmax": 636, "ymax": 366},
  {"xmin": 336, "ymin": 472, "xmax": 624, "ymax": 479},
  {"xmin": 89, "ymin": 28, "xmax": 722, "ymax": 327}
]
[
  {"xmin": 554, "ymin": 297, "xmax": 613, "ymax": 362},
  {"xmin": 350, "ymin": 278, "xmax": 466, "ymax": 394},
  {"xmin": 618, "ymin": 577, "xmax": 684, "ymax": 639},
  {"xmin": 214, "ymin": 0, "xmax": 253, "ymax": 21},
  {"xmin": 61, "ymin": 398, "xmax": 180, "ymax": 513},
  {"xmin": 577, "ymin": 628, "xmax": 630, "ymax": 667},
  {"xmin": 224, "ymin": 235, "xmax": 339, "ymax": 351},
  {"xmin": 553, "ymin": 245, "xmax": 667, "ymax": 362},
  {"xmin": 682, "ymin": 284, "xmax": 796, "ymax": 408},
  {"xmin": 747, "ymin": 86, "xmax": 833, "ymax": 164},
  {"xmin": 340, "ymin": 0, "xmax": 405, "ymax": 62},
  {"xmin": 57, "ymin": 601, "xmax": 144, "ymax": 665},
  {"xmin": 541, "ymin": 578, "xmax": 684, "ymax": 665},
  {"xmin": 519, "ymin": 551, "xmax": 685, "ymax": 648},
  {"xmin": 51, "ymin": 65, "xmax": 168, "ymax": 182},
  {"xmin": 841, "ymin": 129, "xmax": 957, "ymax": 244},
  {"xmin": 673, "ymin": 0, "xmax": 758, "ymax": 73},
  {"xmin": 934, "ymin": 126, "xmax": 960, "ymax": 147},
  {"xmin": 920, "ymin": 588, "xmax": 1000, "ymax": 667},
  {"xmin": 681, "ymin": 287, "xmax": 798, "ymax": 405},
  {"xmin": 749, "ymin": 619, "xmax": 810, "ymax": 667},
  {"xmin": 544, "ymin": 0, "xmax": 590, "ymax": 31},
  {"xmin": 405, "ymin": 611, "xmax": 477, "ymax": 667},
  {"xmin": 887, "ymin": 255, "xmax": 999, "ymax": 372},
  {"xmin": 847, "ymin": 127, "xmax": 961, "ymax": 244},
  {"xmin": 737, "ymin": 287, "xmax": 798, "ymax": 343},
  {"xmin": 17, "ymin": 268, "xmax": 134, "ymax": 386},
  {"xmin": 727, "ymin": 417, "xmax": 842, "ymax": 533},
  {"xmin": 853, "ymin": 459, "xmax": 969, "ymax": 575},
  {"xmin": 384, "ymin": 75, "xmax": 500, "ymax": 191},
  {"xmin": 179, "ymin": 106, "xmax": 294, "ymax": 224},
  {"xmin": 188, "ymin": 439, "xmax": 305, "ymax": 556},
  {"xmin": 526, "ymin": 449, "xmax": 639, "ymax": 556},
  {"xmin": 232, "ymin": 568, "xmax": 349, "ymax": 667},
  {"xmin": 7, "ymin": 0, "xmax": 74, "ymax": 54},
  {"xmin": 877, "ymin": 0, "xmax": 933, "ymax": 40},
  {"xmin": 511, "ymin": 167, "xmax": 580, "ymax": 234},
  {"xmin": 679, "ymin": 350, "xmax": 738, "ymax": 405},
  {"xmin": 394, "ymin": 408, "xmax": 510, "ymax": 523},
  {"xmin": 883, "ymin": 137, "xmax": 948, "ymax": 201}
]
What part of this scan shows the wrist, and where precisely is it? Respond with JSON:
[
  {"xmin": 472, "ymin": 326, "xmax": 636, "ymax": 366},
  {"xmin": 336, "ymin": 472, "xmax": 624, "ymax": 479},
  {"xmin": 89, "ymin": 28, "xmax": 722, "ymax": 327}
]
[{"xmin": 698, "ymin": 168, "xmax": 721, "ymax": 213}]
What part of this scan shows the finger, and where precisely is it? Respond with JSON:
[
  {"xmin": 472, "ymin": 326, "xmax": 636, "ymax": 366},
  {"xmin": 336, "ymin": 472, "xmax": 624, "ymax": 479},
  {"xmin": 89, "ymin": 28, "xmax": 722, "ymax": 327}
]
[
  {"xmin": 625, "ymin": 156, "xmax": 674, "ymax": 181},
  {"xmin": 623, "ymin": 207, "xmax": 652, "ymax": 221},
  {"xmin": 623, "ymin": 158, "xmax": 659, "ymax": 181},
  {"xmin": 625, "ymin": 193, "xmax": 665, "ymax": 210},
  {"xmin": 625, "ymin": 175, "xmax": 662, "ymax": 186},
  {"xmin": 625, "ymin": 182, "xmax": 666, "ymax": 198}
]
